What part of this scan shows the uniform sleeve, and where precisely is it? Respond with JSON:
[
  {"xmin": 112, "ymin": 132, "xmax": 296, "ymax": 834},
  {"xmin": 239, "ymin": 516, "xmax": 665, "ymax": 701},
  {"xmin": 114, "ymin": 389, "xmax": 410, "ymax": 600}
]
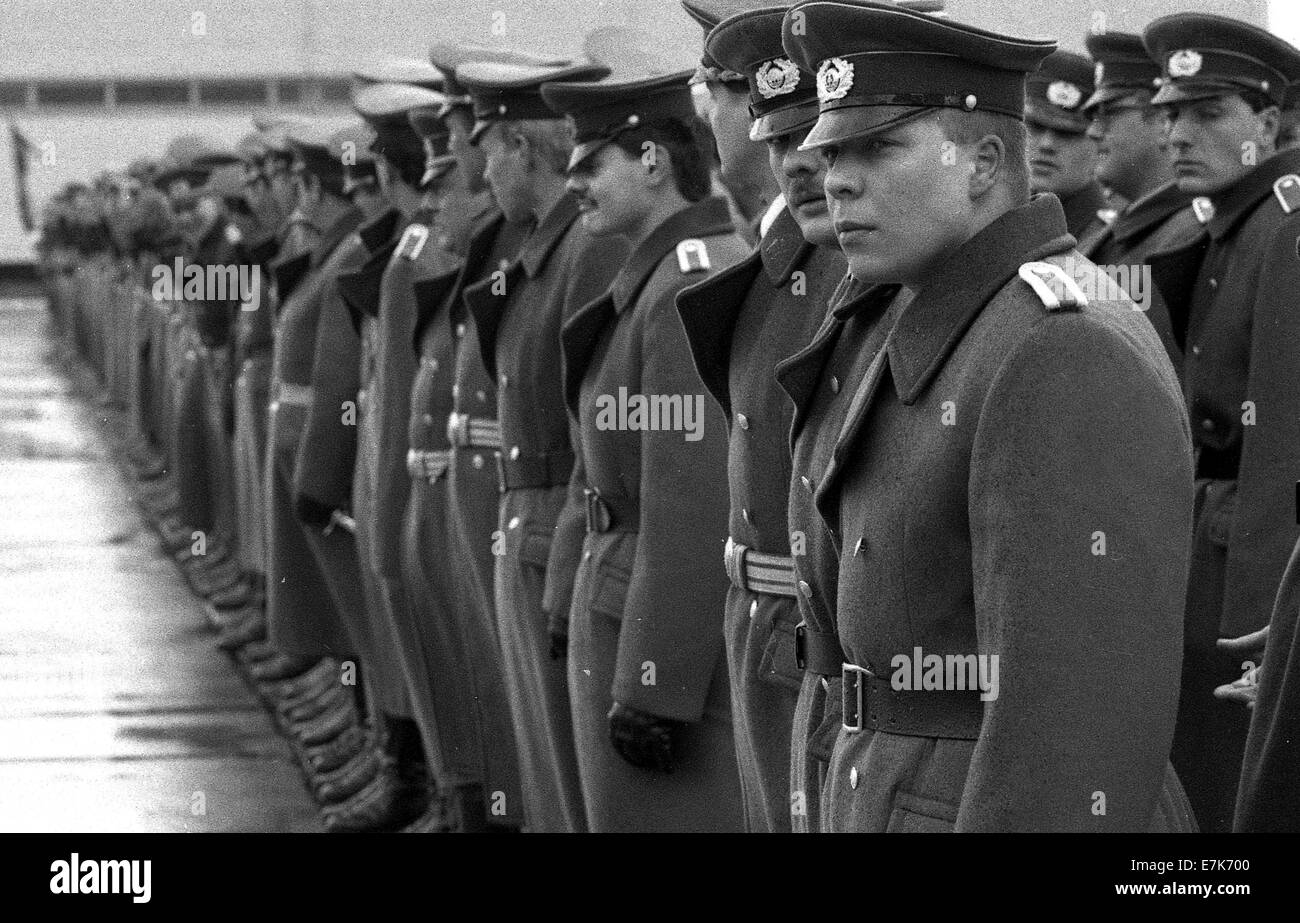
[
  {"xmin": 1221, "ymin": 223, "xmax": 1300, "ymax": 638},
  {"xmin": 612, "ymin": 282, "xmax": 732, "ymax": 723},
  {"xmin": 962, "ymin": 314, "xmax": 1194, "ymax": 831},
  {"xmin": 543, "ymin": 414, "xmax": 588, "ymax": 629},
  {"xmin": 541, "ymin": 234, "xmax": 630, "ymax": 623},
  {"xmin": 294, "ymin": 277, "xmax": 361, "ymax": 510}
]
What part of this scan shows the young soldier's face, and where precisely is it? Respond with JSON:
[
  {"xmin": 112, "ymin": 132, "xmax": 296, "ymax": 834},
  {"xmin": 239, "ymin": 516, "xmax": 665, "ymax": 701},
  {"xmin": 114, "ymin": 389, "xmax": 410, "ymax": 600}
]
[
  {"xmin": 821, "ymin": 116, "xmax": 974, "ymax": 286},
  {"xmin": 1163, "ymin": 95, "xmax": 1277, "ymax": 195},
  {"xmin": 566, "ymin": 145, "xmax": 646, "ymax": 238},
  {"xmin": 479, "ymin": 123, "xmax": 532, "ymax": 224},
  {"xmin": 1026, "ymin": 122, "xmax": 1098, "ymax": 196},
  {"xmin": 1087, "ymin": 96, "xmax": 1167, "ymax": 196},
  {"xmin": 767, "ymin": 126, "xmax": 836, "ymax": 246}
]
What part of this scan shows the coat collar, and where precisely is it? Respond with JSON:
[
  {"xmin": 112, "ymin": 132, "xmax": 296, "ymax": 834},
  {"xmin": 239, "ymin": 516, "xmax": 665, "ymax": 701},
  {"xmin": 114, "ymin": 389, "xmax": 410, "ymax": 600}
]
[
  {"xmin": 761, "ymin": 206, "xmax": 815, "ymax": 286},
  {"xmin": 1111, "ymin": 181, "xmax": 1192, "ymax": 248},
  {"xmin": 886, "ymin": 194, "xmax": 1073, "ymax": 405},
  {"xmin": 609, "ymin": 196, "xmax": 734, "ymax": 313},
  {"xmin": 1205, "ymin": 148, "xmax": 1300, "ymax": 241},
  {"xmin": 315, "ymin": 206, "xmax": 364, "ymax": 266},
  {"xmin": 357, "ymin": 207, "xmax": 404, "ymax": 253},
  {"xmin": 1058, "ymin": 182, "xmax": 1107, "ymax": 238},
  {"xmin": 519, "ymin": 192, "xmax": 581, "ymax": 279}
]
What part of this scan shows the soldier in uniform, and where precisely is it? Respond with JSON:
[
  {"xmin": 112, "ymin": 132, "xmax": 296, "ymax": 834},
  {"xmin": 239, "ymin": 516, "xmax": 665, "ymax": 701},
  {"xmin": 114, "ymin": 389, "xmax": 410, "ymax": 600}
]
[
  {"xmin": 682, "ymin": 1, "xmax": 783, "ymax": 242},
  {"xmin": 779, "ymin": 0, "xmax": 1195, "ymax": 831},
  {"xmin": 1026, "ymin": 50, "xmax": 1110, "ymax": 244},
  {"xmin": 676, "ymin": 5, "xmax": 846, "ymax": 833},
  {"xmin": 541, "ymin": 57, "xmax": 749, "ymax": 832},
  {"xmin": 1140, "ymin": 13, "xmax": 1300, "ymax": 833},
  {"xmin": 1078, "ymin": 29, "xmax": 1200, "ymax": 370},
  {"xmin": 456, "ymin": 54, "xmax": 623, "ymax": 832}
]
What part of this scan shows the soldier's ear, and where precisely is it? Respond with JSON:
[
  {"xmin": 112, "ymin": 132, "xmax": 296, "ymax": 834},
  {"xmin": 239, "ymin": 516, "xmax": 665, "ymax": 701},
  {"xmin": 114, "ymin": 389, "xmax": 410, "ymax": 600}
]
[
  {"xmin": 1257, "ymin": 104, "xmax": 1281, "ymax": 151},
  {"xmin": 969, "ymin": 134, "xmax": 1003, "ymax": 199}
]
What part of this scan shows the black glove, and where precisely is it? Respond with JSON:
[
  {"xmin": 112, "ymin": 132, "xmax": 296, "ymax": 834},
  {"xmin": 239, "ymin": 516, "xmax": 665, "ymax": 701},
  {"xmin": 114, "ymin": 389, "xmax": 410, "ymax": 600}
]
[
  {"xmin": 608, "ymin": 702, "xmax": 683, "ymax": 774},
  {"xmin": 294, "ymin": 492, "xmax": 334, "ymax": 528}
]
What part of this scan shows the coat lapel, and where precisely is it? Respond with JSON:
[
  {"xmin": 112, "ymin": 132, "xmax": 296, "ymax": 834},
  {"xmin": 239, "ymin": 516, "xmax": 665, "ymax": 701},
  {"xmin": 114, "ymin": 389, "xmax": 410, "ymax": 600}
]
[{"xmin": 675, "ymin": 248, "xmax": 761, "ymax": 420}]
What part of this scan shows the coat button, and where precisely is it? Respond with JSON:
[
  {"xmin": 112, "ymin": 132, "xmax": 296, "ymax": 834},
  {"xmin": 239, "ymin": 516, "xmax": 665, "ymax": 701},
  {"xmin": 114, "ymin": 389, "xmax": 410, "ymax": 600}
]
[
  {"xmin": 800, "ymin": 475, "xmax": 813, "ymax": 492},
  {"xmin": 455, "ymin": 323, "xmax": 466, "ymax": 338},
  {"xmin": 499, "ymin": 374, "xmax": 508, "ymax": 388},
  {"xmin": 1201, "ymin": 418, "xmax": 1215, "ymax": 432},
  {"xmin": 736, "ymin": 412, "xmax": 749, "ymax": 430},
  {"xmin": 849, "ymin": 766, "xmax": 859, "ymax": 789},
  {"xmin": 421, "ymin": 413, "xmax": 433, "ymax": 425},
  {"xmin": 472, "ymin": 453, "xmax": 485, "ymax": 469},
  {"xmin": 1209, "ymin": 278, "xmax": 1218, "ymax": 290},
  {"xmin": 830, "ymin": 375, "xmax": 840, "ymax": 394},
  {"xmin": 582, "ymin": 550, "xmax": 591, "ymax": 562},
  {"xmin": 1191, "ymin": 344, "xmax": 1201, "ymax": 356},
  {"xmin": 508, "ymin": 516, "xmax": 520, "ymax": 530},
  {"xmin": 749, "ymin": 599, "xmax": 758, "ymax": 620},
  {"xmin": 451, "ymin": 384, "xmax": 460, "ymax": 400},
  {"xmin": 798, "ymin": 580, "xmax": 812, "ymax": 599},
  {"xmin": 509, "ymin": 445, "xmax": 521, "ymax": 460},
  {"xmin": 476, "ymin": 390, "xmax": 486, "ymax": 403}
]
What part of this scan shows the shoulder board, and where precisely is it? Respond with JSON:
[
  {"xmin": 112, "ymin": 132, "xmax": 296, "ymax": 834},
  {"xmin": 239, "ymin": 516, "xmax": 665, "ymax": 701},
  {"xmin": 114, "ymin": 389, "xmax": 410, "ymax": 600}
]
[
  {"xmin": 1018, "ymin": 261, "xmax": 1087, "ymax": 312},
  {"xmin": 397, "ymin": 223, "xmax": 429, "ymax": 262},
  {"xmin": 676, "ymin": 238, "xmax": 711, "ymax": 274},
  {"xmin": 223, "ymin": 224, "xmax": 243, "ymax": 245},
  {"xmin": 1273, "ymin": 175, "xmax": 1300, "ymax": 215},
  {"xmin": 1192, "ymin": 197, "xmax": 1215, "ymax": 225}
]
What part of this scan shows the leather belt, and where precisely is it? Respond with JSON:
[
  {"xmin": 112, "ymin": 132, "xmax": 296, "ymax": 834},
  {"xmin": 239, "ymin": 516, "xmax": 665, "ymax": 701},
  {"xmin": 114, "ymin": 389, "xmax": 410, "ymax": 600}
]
[
  {"xmin": 497, "ymin": 446, "xmax": 575, "ymax": 492},
  {"xmin": 584, "ymin": 487, "xmax": 639, "ymax": 533},
  {"xmin": 446, "ymin": 412, "xmax": 501, "ymax": 449},
  {"xmin": 724, "ymin": 536, "xmax": 796, "ymax": 598},
  {"xmin": 795, "ymin": 622, "xmax": 845, "ymax": 675},
  {"xmin": 842, "ymin": 662, "xmax": 984, "ymax": 739},
  {"xmin": 276, "ymin": 382, "xmax": 314, "ymax": 407},
  {"xmin": 406, "ymin": 448, "xmax": 452, "ymax": 484}
]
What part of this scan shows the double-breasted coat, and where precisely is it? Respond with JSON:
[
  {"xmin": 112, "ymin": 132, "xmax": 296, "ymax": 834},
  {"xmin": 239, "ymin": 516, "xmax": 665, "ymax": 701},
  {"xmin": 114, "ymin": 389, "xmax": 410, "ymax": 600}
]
[
  {"xmin": 779, "ymin": 195, "xmax": 1197, "ymax": 831},
  {"xmin": 559, "ymin": 195, "xmax": 749, "ymax": 832},
  {"xmin": 466, "ymin": 191, "xmax": 627, "ymax": 832},
  {"xmin": 1151, "ymin": 147, "xmax": 1300, "ymax": 832},
  {"xmin": 677, "ymin": 205, "xmax": 844, "ymax": 832}
]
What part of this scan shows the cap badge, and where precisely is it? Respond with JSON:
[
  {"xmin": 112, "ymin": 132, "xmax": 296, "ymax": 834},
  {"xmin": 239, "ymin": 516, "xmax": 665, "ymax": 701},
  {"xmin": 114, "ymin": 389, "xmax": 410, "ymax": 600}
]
[
  {"xmin": 817, "ymin": 57, "xmax": 854, "ymax": 103},
  {"xmin": 755, "ymin": 57, "xmax": 800, "ymax": 99},
  {"xmin": 1168, "ymin": 49, "xmax": 1203, "ymax": 79},
  {"xmin": 1047, "ymin": 81, "xmax": 1083, "ymax": 110}
]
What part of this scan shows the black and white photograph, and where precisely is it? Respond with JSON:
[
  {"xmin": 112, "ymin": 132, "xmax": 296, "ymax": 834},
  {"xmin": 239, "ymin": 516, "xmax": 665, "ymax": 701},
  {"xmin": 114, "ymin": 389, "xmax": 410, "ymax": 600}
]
[{"xmin": 0, "ymin": 0, "xmax": 1296, "ymax": 897}]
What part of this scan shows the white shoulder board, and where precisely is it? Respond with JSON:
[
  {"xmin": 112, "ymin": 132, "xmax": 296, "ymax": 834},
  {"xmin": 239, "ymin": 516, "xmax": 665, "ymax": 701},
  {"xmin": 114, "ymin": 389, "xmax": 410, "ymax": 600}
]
[
  {"xmin": 1018, "ymin": 261, "xmax": 1087, "ymax": 312},
  {"xmin": 1274, "ymin": 175, "xmax": 1300, "ymax": 215},
  {"xmin": 676, "ymin": 238, "xmax": 711, "ymax": 274},
  {"xmin": 398, "ymin": 224, "xmax": 429, "ymax": 262}
]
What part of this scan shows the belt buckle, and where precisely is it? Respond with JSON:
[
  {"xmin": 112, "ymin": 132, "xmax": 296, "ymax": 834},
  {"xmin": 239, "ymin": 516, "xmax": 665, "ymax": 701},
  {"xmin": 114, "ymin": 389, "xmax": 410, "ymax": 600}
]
[
  {"xmin": 842, "ymin": 662, "xmax": 873, "ymax": 733},
  {"xmin": 583, "ymin": 487, "xmax": 610, "ymax": 533},
  {"xmin": 445, "ymin": 412, "xmax": 468, "ymax": 446}
]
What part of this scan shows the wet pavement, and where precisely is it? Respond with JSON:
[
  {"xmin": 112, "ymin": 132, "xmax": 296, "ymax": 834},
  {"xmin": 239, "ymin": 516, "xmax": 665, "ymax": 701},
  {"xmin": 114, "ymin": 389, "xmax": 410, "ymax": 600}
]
[{"xmin": 0, "ymin": 294, "xmax": 319, "ymax": 832}]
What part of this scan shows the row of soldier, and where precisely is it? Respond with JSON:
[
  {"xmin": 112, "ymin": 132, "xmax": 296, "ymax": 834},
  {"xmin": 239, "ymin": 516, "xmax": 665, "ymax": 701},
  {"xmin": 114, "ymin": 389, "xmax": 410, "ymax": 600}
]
[{"xmin": 36, "ymin": 0, "xmax": 1300, "ymax": 832}]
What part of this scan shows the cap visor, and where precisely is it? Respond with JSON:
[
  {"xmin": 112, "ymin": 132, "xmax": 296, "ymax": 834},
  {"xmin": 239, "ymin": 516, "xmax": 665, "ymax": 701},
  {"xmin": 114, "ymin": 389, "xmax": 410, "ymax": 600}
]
[
  {"xmin": 1080, "ymin": 85, "xmax": 1136, "ymax": 115},
  {"xmin": 421, "ymin": 154, "xmax": 457, "ymax": 186},
  {"xmin": 567, "ymin": 139, "xmax": 609, "ymax": 173},
  {"xmin": 798, "ymin": 105, "xmax": 933, "ymax": 151},
  {"xmin": 1025, "ymin": 107, "xmax": 1089, "ymax": 134},
  {"xmin": 1151, "ymin": 81, "xmax": 1241, "ymax": 107},
  {"xmin": 750, "ymin": 101, "xmax": 821, "ymax": 143}
]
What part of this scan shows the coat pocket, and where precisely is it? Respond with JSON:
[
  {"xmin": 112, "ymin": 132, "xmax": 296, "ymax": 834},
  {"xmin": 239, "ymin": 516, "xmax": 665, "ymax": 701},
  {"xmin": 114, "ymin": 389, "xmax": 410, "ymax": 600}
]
[
  {"xmin": 758, "ymin": 614, "xmax": 804, "ymax": 692},
  {"xmin": 886, "ymin": 791, "xmax": 958, "ymax": 833},
  {"xmin": 590, "ymin": 561, "xmax": 631, "ymax": 622}
]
